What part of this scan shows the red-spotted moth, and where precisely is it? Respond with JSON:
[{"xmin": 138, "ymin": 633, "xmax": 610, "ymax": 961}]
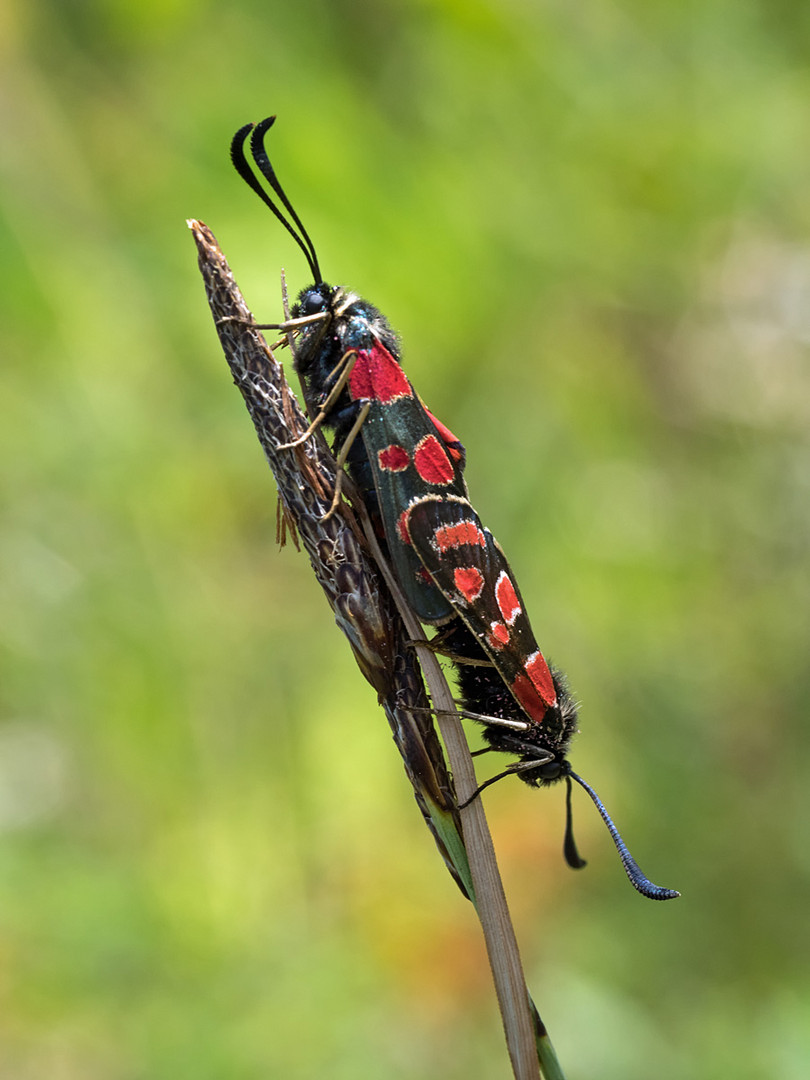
[
  {"xmin": 229, "ymin": 116, "xmax": 679, "ymax": 900},
  {"xmin": 231, "ymin": 118, "xmax": 468, "ymax": 623},
  {"xmin": 406, "ymin": 495, "xmax": 679, "ymax": 899}
]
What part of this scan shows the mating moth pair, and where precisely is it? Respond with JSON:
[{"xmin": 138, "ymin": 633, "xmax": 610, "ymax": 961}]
[{"xmin": 230, "ymin": 117, "xmax": 678, "ymax": 901}]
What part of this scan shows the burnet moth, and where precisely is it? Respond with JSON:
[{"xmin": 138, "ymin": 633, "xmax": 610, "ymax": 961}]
[
  {"xmin": 231, "ymin": 117, "xmax": 468, "ymax": 623},
  {"xmin": 406, "ymin": 496, "xmax": 679, "ymax": 900},
  {"xmin": 230, "ymin": 116, "xmax": 679, "ymax": 901}
]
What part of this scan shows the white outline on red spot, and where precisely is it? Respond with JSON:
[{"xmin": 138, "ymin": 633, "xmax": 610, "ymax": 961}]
[
  {"xmin": 412, "ymin": 434, "xmax": 455, "ymax": 486},
  {"xmin": 524, "ymin": 650, "xmax": 557, "ymax": 706},
  {"xmin": 377, "ymin": 444, "xmax": 410, "ymax": 472},
  {"xmin": 432, "ymin": 520, "xmax": 486, "ymax": 554},
  {"xmin": 453, "ymin": 565, "xmax": 485, "ymax": 602},
  {"xmin": 495, "ymin": 570, "xmax": 521, "ymax": 625},
  {"xmin": 486, "ymin": 622, "xmax": 510, "ymax": 650}
]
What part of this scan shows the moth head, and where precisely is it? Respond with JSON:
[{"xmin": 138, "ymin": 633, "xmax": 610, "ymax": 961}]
[{"xmin": 294, "ymin": 282, "xmax": 338, "ymax": 318}]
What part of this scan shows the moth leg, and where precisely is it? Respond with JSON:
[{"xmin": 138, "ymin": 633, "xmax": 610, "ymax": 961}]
[
  {"xmin": 215, "ymin": 312, "xmax": 328, "ymax": 336},
  {"xmin": 454, "ymin": 708, "xmax": 527, "ymax": 729},
  {"xmin": 263, "ymin": 311, "xmax": 330, "ymax": 331},
  {"xmin": 406, "ymin": 635, "xmax": 494, "ymax": 668},
  {"xmin": 321, "ymin": 400, "xmax": 371, "ymax": 520},
  {"xmin": 220, "ymin": 310, "xmax": 330, "ymax": 333},
  {"xmin": 278, "ymin": 349, "xmax": 358, "ymax": 450},
  {"xmin": 216, "ymin": 317, "xmax": 291, "ymax": 352},
  {"xmin": 404, "ymin": 703, "xmax": 527, "ymax": 731},
  {"xmin": 458, "ymin": 756, "xmax": 553, "ymax": 809},
  {"xmin": 442, "ymin": 650, "xmax": 494, "ymax": 668},
  {"xmin": 411, "ymin": 621, "xmax": 494, "ymax": 667}
]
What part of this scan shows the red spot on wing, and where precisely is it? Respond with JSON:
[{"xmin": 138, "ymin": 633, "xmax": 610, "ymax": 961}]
[
  {"xmin": 495, "ymin": 571, "xmax": 521, "ymax": 626},
  {"xmin": 433, "ymin": 520, "xmax": 486, "ymax": 553},
  {"xmin": 377, "ymin": 444, "xmax": 410, "ymax": 472},
  {"xmin": 347, "ymin": 351, "xmax": 372, "ymax": 399},
  {"xmin": 511, "ymin": 652, "xmax": 557, "ymax": 723},
  {"xmin": 348, "ymin": 343, "xmax": 413, "ymax": 404},
  {"xmin": 397, "ymin": 508, "xmax": 412, "ymax": 545},
  {"xmin": 486, "ymin": 622, "xmax": 510, "ymax": 650},
  {"xmin": 511, "ymin": 674, "xmax": 551, "ymax": 724},
  {"xmin": 454, "ymin": 566, "xmax": 485, "ymax": 602},
  {"xmin": 413, "ymin": 435, "xmax": 455, "ymax": 485},
  {"xmin": 525, "ymin": 651, "xmax": 557, "ymax": 707},
  {"xmin": 422, "ymin": 405, "xmax": 465, "ymax": 464}
]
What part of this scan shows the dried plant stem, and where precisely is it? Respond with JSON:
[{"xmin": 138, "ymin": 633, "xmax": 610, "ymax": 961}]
[
  {"xmin": 189, "ymin": 219, "xmax": 566, "ymax": 1080},
  {"xmin": 359, "ymin": 521, "xmax": 547, "ymax": 1080}
]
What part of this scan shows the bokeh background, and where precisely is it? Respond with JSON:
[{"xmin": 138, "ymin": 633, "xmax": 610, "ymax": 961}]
[{"xmin": 2, "ymin": 1, "xmax": 809, "ymax": 1077}]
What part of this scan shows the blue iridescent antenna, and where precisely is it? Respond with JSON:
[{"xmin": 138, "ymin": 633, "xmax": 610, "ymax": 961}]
[{"xmin": 568, "ymin": 770, "xmax": 680, "ymax": 901}]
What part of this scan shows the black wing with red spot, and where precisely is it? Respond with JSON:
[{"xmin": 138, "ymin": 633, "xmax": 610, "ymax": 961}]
[
  {"xmin": 405, "ymin": 494, "xmax": 558, "ymax": 725},
  {"xmin": 347, "ymin": 342, "xmax": 469, "ymax": 623}
]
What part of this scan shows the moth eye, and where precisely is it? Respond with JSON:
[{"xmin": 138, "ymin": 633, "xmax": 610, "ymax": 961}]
[
  {"xmin": 538, "ymin": 761, "xmax": 562, "ymax": 780},
  {"xmin": 298, "ymin": 289, "xmax": 327, "ymax": 316}
]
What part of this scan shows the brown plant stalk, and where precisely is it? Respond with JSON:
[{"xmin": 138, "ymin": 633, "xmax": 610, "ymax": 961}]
[{"xmin": 189, "ymin": 218, "xmax": 567, "ymax": 1080}]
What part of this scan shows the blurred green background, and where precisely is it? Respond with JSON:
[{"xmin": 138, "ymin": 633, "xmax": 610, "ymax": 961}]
[{"xmin": 2, "ymin": 0, "xmax": 809, "ymax": 1076}]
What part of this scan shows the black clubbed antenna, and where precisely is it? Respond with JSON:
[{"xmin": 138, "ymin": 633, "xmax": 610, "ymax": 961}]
[
  {"xmin": 230, "ymin": 116, "xmax": 323, "ymax": 284},
  {"xmin": 568, "ymin": 769, "xmax": 680, "ymax": 901}
]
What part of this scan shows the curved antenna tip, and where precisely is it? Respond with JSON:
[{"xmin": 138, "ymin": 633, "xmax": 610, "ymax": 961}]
[
  {"xmin": 254, "ymin": 115, "xmax": 277, "ymax": 134},
  {"xmin": 563, "ymin": 774, "xmax": 587, "ymax": 869},
  {"xmin": 568, "ymin": 770, "xmax": 680, "ymax": 902},
  {"xmin": 229, "ymin": 114, "xmax": 322, "ymax": 284}
]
